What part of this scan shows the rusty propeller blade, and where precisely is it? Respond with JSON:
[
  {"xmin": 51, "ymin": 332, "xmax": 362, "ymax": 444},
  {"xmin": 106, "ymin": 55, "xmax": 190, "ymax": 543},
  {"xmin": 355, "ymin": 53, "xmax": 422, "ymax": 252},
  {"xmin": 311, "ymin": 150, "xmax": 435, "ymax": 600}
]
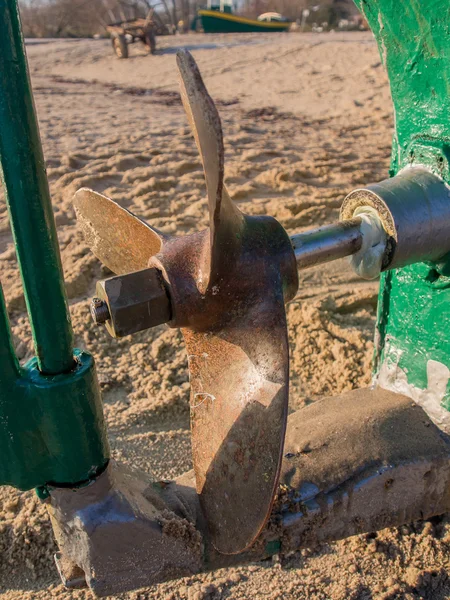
[
  {"xmin": 151, "ymin": 213, "xmax": 296, "ymax": 554},
  {"xmin": 183, "ymin": 289, "xmax": 291, "ymax": 555},
  {"xmin": 177, "ymin": 50, "xmax": 244, "ymax": 290},
  {"xmin": 75, "ymin": 52, "xmax": 298, "ymax": 556},
  {"xmin": 73, "ymin": 188, "xmax": 164, "ymax": 275},
  {"xmin": 151, "ymin": 51, "xmax": 298, "ymax": 554}
]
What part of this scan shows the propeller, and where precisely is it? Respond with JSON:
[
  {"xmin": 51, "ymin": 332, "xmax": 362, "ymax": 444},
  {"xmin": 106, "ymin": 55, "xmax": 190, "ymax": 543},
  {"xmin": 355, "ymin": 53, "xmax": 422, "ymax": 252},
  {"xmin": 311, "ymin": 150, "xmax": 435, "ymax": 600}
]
[
  {"xmin": 177, "ymin": 50, "xmax": 244, "ymax": 290},
  {"xmin": 73, "ymin": 188, "xmax": 164, "ymax": 275},
  {"xmin": 74, "ymin": 50, "xmax": 298, "ymax": 555}
]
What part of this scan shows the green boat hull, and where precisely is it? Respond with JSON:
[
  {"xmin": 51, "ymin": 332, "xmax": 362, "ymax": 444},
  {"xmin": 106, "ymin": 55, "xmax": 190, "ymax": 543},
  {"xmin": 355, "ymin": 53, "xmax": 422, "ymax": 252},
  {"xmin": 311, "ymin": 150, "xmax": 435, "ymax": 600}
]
[{"xmin": 199, "ymin": 10, "xmax": 291, "ymax": 33}]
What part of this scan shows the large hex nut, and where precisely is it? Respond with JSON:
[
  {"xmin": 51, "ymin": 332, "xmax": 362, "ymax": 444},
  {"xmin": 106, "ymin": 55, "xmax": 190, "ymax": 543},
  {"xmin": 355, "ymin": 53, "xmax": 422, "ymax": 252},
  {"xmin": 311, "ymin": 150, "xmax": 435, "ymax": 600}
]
[{"xmin": 95, "ymin": 267, "xmax": 171, "ymax": 338}]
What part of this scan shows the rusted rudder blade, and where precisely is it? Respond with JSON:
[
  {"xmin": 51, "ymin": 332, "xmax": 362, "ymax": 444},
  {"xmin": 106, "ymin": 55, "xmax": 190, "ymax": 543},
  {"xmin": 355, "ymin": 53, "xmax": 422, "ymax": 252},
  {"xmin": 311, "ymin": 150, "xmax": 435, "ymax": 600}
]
[{"xmin": 150, "ymin": 51, "xmax": 299, "ymax": 554}]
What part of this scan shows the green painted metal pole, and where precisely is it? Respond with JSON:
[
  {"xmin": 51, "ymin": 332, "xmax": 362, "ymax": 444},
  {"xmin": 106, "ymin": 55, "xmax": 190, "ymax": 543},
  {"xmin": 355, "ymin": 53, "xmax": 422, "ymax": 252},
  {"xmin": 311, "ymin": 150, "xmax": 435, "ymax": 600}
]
[
  {"xmin": 0, "ymin": 0, "xmax": 73, "ymax": 374},
  {"xmin": 0, "ymin": 0, "xmax": 109, "ymax": 490},
  {"xmin": 0, "ymin": 285, "xmax": 20, "ymax": 385}
]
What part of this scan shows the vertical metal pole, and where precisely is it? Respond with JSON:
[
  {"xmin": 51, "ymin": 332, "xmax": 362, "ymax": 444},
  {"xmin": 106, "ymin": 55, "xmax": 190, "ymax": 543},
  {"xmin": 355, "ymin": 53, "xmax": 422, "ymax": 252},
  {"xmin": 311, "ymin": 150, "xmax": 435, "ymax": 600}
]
[{"xmin": 0, "ymin": 0, "xmax": 74, "ymax": 374}]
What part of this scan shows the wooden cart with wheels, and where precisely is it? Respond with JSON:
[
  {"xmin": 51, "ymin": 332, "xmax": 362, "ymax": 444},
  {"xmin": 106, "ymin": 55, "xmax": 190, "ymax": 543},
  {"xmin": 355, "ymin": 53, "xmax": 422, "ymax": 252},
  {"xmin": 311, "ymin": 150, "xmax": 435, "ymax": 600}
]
[{"xmin": 107, "ymin": 17, "xmax": 157, "ymax": 58}]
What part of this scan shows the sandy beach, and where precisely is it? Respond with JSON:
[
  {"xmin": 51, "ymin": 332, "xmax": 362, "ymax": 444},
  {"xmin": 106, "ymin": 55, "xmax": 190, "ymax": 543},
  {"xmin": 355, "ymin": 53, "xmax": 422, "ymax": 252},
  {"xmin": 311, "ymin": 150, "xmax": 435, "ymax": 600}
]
[{"xmin": 1, "ymin": 30, "xmax": 449, "ymax": 600}]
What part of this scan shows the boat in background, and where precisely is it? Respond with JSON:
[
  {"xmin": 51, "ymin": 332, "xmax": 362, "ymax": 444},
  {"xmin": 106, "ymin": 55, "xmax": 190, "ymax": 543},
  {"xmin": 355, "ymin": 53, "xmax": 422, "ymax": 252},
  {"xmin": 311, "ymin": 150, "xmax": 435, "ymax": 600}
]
[{"xmin": 197, "ymin": 0, "xmax": 291, "ymax": 33}]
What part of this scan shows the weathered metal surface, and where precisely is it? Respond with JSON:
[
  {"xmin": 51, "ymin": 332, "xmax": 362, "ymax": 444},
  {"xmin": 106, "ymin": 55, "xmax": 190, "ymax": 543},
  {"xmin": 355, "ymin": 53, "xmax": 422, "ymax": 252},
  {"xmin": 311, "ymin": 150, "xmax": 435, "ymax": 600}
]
[
  {"xmin": 0, "ymin": 0, "xmax": 109, "ymax": 490},
  {"xmin": 54, "ymin": 552, "xmax": 87, "ymax": 589},
  {"xmin": 90, "ymin": 297, "xmax": 111, "ymax": 325},
  {"xmin": 290, "ymin": 217, "xmax": 363, "ymax": 269},
  {"xmin": 152, "ymin": 50, "xmax": 299, "ymax": 554},
  {"xmin": 176, "ymin": 51, "xmax": 245, "ymax": 292},
  {"xmin": 277, "ymin": 386, "xmax": 450, "ymax": 542},
  {"xmin": 73, "ymin": 188, "xmax": 164, "ymax": 275},
  {"xmin": 95, "ymin": 267, "xmax": 171, "ymax": 337},
  {"xmin": 353, "ymin": 0, "xmax": 450, "ymax": 428},
  {"xmin": 355, "ymin": 0, "xmax": 450, "ymax": 174},
  {"xmin": 0, "ymin": 347, "xmax": 109, "ymax": 491},
  {"xmin": 51, "ymin": 388, "xmax": 450, "ymax": 596},
  {"xmin": 74, "ymin": 43, "xmax": 450, "ymax": 553},
  {"xmin": 48, "ymin": 462, "xmax": 203, "ymax": 597},
  {"xmin": 341, "ymin": 168, "xmax": 450, "ymax": 271},
  {"xmin": 74, "ymin": 51, "xmax": 298, "ymax": 554},
  {"xmin": 0, "ymin": 0, "xmax": 73, "ymax": 374}
]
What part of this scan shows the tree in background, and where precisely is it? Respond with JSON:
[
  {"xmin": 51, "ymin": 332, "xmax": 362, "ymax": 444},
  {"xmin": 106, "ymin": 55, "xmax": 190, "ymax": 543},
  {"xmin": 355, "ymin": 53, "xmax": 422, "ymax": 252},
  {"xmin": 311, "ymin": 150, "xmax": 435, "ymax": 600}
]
[
  {"xmin": 19, "ymin": 0, "xmax": 174, "ymax": 37},
  {"xmin": 20, "ymin": 0, "xmax": 107, "ymax": 37},
  {"xmin": 19, "ymin": 0, "xmax": 358, "ymax": 37}
]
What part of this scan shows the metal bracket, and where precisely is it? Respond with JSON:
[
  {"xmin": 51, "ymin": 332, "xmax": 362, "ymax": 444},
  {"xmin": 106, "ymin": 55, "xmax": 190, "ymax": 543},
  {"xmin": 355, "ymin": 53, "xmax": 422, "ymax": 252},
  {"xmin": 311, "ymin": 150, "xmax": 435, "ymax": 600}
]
[{"xmin": 48, "ymin": 388, "xmax": 450, "ymax": 596}]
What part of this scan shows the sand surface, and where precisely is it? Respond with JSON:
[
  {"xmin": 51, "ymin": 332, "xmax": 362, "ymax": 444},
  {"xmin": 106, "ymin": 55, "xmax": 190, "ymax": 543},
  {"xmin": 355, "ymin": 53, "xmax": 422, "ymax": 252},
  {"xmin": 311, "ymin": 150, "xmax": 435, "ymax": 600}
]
[{"xmin": 1, "ymin": 31, "xmax": 450, "ymax": 600}]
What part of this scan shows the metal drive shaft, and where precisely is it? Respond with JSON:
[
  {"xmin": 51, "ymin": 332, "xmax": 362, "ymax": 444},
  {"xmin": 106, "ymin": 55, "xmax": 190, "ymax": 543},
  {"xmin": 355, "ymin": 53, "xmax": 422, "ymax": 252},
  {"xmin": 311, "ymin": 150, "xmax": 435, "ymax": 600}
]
[
  {"xmin": 290, "ymin": 217, "xmax": 364, "ymax": 270},
  {"xmin": 87, "ymin": 214, "xmax": 386, "ymax": 337}
]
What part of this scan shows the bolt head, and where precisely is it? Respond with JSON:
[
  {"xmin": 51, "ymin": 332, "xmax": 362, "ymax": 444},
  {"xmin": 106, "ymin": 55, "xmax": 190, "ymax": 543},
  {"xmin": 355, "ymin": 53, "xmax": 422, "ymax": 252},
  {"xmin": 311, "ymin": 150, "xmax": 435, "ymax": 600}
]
[{"xmin": 95, "ymin": 268, "xmax": 171, "ymax": 338}]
